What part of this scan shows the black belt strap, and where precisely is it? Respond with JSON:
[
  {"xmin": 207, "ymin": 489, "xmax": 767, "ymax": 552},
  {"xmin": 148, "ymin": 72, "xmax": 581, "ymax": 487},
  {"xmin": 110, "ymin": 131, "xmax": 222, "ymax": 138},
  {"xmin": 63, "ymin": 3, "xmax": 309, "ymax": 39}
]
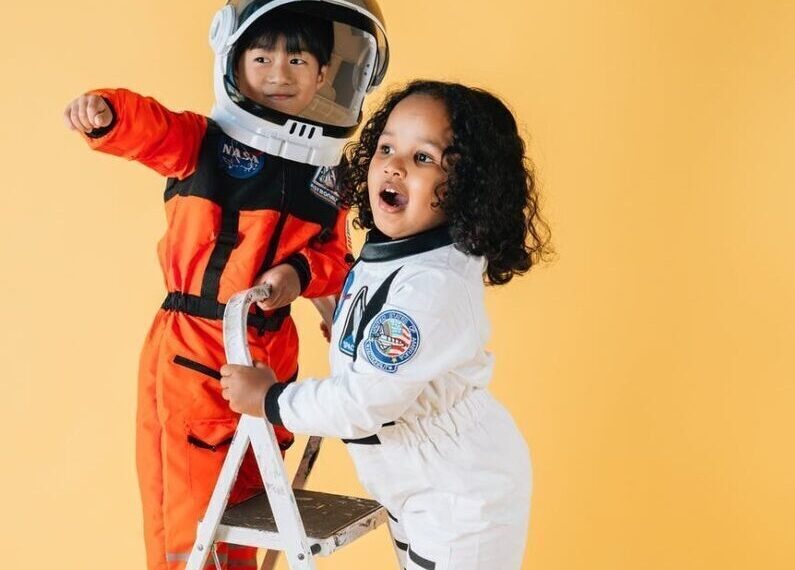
[
  {"xmin": 162, "ymin": 292, "xmax": 290, "ymax": 335},
  {"xmin": 201, "ymin": 209, "xmax": 240, "ymax": 299},
  {"xmin": 342, "ymin": 421, "xmax": 396, "ymax": 445}
]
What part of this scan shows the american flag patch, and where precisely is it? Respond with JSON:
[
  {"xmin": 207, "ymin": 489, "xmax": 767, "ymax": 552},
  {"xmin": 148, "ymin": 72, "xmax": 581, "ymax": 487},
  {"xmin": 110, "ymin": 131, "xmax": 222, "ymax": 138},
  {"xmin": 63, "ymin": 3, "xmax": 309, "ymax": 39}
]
[{"xmin": 364, "ymin": 310, "xmax": 420, "ymax": 373}]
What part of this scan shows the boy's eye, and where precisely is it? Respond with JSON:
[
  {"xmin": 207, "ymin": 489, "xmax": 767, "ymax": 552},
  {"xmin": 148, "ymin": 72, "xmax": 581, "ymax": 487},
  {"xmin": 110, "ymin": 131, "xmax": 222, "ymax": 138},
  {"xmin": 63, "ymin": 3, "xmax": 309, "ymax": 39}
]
[
  {"xmin": 254, "ymin": 56, "xmax": 270, "ymax": 64},
  {"xmin": 290, "ymin": 58, "xmax": 307, "ymax": 65}
]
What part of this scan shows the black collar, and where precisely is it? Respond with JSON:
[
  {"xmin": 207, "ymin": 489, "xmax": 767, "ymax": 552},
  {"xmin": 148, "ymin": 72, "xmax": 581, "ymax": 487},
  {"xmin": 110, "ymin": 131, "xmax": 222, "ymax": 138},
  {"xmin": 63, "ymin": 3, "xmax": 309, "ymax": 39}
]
[{"xmin": 360, "ymin": 225, "xmax": 454, "ymax": 262}]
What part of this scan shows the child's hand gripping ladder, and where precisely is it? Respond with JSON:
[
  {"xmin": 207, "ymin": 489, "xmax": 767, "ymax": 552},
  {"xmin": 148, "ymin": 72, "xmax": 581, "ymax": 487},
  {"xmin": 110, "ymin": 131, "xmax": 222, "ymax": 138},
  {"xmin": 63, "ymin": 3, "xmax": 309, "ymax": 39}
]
[{"xmin": 186, "ymin": 285, "xmax": 389, "ymax": 570}]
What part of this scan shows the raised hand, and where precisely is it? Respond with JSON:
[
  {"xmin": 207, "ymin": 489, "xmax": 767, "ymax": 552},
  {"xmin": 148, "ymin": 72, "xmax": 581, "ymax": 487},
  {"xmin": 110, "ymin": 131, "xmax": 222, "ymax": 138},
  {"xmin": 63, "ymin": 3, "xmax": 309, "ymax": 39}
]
[{"xmin": 63, "ymin": 93, "xmax": 113, "ymax": 132}]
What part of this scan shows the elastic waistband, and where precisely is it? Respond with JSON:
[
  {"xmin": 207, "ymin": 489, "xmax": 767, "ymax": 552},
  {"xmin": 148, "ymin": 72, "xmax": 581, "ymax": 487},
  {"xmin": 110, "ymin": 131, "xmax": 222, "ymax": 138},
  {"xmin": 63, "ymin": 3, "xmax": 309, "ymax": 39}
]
[
  {"xmin": 161, "ymin": 292, "xmax": 290, "ymax": 335},
  {"xmin": 346, "ymin": 389, "xmax": 498, "ymax": 447}
]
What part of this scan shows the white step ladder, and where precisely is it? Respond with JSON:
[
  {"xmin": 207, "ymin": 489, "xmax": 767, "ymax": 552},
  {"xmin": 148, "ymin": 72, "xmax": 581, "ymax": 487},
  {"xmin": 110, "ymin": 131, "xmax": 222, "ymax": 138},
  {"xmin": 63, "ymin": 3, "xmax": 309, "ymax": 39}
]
[{"xmin": 186, "ymin": 285, "xmax": 389, "ymax": 570}]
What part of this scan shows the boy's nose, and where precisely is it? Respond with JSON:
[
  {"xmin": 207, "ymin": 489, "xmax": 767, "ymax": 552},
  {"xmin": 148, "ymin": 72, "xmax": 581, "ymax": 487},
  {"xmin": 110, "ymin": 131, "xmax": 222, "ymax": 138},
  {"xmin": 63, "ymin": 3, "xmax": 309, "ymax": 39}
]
[{"xmin": 267, "ymin": 61, "xmax": 292, "ymax": 84}]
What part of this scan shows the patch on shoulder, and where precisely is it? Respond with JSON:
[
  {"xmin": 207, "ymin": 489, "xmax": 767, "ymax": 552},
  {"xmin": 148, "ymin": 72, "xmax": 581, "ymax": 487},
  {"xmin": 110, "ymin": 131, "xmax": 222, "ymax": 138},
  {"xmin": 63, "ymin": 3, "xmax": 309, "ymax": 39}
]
[
  {"xmin": 217, "ymin": 135, "xmax": 265, "ymax": 179},
  {"xmin": 364, "ymin": 310, "xmax": 420, "ymax": 373},
  {"xmin": 310, "ymin": 166, "xmax": 341, "ymax": 207}
]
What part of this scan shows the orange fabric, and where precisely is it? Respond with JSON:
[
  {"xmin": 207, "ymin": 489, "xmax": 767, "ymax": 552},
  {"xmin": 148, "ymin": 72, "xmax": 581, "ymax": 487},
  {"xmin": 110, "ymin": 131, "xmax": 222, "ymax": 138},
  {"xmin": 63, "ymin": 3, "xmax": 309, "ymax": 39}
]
[
  {"xmin": 86, "ymin": 88, "xmax": 206, "ymax": 180},
  {"xmin": 138, "ymin": 311, "xmax": 295, "ymax": 570},
  {"xmin": 282, "ymin": 203, "xmax": 352, "ymax": 298},
  {"xmin": 86, "ymin": 88, "xmax": 350, "ymax": 570}
]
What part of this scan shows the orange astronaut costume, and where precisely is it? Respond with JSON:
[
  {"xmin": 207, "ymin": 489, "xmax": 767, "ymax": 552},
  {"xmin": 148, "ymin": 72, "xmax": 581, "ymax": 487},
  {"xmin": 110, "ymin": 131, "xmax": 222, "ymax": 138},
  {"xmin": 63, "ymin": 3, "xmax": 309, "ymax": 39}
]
[
  {"xmin": 85, "ymin": 87, "xmax": 349, "ymax": 568},
  {"xmin": 73, "ymin": 1, "xmax": 389, "ymax": 566}
]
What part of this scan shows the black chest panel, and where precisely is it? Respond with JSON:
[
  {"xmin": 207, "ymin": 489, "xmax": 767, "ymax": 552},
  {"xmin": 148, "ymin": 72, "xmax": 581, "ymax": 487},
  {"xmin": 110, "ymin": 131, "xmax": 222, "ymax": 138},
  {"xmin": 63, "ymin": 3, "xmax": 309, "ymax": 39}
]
[
  {"xmin": 163, "ymin": 121, "xmax": 339, "ymax": 228},
  {"xmin": 158, "ymin": 121, "xmax": 341, "ymax": 327}
]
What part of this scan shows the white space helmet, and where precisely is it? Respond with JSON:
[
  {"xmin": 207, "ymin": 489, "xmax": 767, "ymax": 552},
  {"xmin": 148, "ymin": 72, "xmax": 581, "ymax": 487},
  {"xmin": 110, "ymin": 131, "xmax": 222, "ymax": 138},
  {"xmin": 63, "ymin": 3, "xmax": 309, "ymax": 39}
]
[{"xmin": 209, "ymin": 0, "xmax": 389, "ymax": 166}]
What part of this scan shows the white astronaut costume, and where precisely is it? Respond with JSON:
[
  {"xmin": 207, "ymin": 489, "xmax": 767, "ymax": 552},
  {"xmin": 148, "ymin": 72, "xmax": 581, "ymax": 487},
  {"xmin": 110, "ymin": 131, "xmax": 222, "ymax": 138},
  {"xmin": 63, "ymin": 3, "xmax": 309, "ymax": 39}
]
[{"xmin": 264, "ymin": 225, "xmax": 532, "ymax": 569}]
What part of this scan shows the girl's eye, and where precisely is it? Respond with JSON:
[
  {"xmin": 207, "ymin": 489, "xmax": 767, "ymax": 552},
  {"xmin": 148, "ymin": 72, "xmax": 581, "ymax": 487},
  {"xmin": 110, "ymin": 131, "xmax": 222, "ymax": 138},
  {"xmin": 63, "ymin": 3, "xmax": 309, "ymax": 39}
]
[
  {"xmin": 416, "ymin": 152, "xmax": 433, "ymax": 164},
  {"xmin": 379, "ymin": 144, "xmax": 392, "ymax": 155},
  {"xmin": 254, "ymin": 57, "xmax": 270, "ymax": 64},
  {"xmin": 290, "ymin": 58, "xmax": 307, "ymax": 65}
]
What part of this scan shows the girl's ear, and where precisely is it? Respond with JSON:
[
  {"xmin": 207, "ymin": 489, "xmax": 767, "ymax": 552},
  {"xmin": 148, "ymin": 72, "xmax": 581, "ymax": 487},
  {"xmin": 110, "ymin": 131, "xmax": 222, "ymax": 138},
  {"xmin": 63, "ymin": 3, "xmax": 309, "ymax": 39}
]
[{"xmin": 433, "ymin": 182, "xmax": 448, "ymax": 207}]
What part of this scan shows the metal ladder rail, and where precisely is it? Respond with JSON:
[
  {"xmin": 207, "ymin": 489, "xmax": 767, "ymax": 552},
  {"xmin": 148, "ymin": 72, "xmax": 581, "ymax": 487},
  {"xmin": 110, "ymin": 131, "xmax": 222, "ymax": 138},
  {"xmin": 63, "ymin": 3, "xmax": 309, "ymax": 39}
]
[
  {"xmin": 260, "ymin": 435, "xmax": 322, "ymax": 570},
  {"xmin": 259, "ymin": 295, "xmax": 334, "ymax": 570},
  {"xmin": 186, "ymin": 284, "xmax": 317, "ymax": 570}
]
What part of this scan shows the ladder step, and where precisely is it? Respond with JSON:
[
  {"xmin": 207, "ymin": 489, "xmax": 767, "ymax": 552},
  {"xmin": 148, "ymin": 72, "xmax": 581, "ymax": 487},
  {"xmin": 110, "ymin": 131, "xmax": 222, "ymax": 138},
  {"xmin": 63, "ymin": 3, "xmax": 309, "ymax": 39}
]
[{"xmin": 214, "ymin": 489, "xmax": 387, "ymax": 556}]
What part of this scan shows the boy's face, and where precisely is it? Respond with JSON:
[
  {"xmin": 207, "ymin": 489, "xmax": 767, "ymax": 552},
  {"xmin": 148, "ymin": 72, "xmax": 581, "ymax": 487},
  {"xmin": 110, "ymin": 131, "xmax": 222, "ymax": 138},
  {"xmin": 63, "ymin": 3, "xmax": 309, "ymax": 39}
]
[
  {"xmin": 367, "ymin": 94, "xmax": 452, "ymax": 240},
  {"xmin": 236, "ymin": 35, "xmax": 327, "ymax": 116}
]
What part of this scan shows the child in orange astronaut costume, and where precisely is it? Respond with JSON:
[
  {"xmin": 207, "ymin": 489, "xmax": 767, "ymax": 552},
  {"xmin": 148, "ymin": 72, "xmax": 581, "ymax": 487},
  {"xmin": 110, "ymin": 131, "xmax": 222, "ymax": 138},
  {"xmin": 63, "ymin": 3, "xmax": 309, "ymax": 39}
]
[{"xmin": 63, "ymin": 2, "xmax": 390, "ymax": 568}]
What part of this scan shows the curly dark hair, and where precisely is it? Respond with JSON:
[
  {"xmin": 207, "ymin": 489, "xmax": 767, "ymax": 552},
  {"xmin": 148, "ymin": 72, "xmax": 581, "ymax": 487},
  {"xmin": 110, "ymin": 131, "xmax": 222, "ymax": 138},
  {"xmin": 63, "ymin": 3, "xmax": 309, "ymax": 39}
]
[{"xmin": 337, "ymin": 80, "xmax": 552, "ymax": 285}]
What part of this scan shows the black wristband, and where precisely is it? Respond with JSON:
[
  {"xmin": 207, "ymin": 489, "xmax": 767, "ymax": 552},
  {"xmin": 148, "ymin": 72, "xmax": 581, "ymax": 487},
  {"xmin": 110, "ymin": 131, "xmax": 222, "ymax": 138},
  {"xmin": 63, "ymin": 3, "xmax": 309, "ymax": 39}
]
[
  {"xmin": 283, "ymin": 254, "xmax": 311, "ymax": 294},
  {"xmin": 264, "ymin": 382, "xmax": 289, "ymax": 426}
]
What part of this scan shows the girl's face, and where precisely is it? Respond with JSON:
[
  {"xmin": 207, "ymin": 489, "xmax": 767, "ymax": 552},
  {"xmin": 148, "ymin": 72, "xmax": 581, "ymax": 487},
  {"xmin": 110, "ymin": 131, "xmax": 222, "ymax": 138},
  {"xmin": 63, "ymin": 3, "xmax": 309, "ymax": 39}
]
[{"xmin": 367, "ymin": 94, "xmax": 452, "ymax": 239}]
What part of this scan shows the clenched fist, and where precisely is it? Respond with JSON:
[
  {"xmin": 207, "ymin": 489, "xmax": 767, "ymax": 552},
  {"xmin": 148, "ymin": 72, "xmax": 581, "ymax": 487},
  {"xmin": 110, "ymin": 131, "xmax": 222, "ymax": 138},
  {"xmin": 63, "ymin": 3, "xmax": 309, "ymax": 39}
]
[
  {"xmin": 219, "ymin": 361, "xmax": 278, "ymax": 418},
  {"xmin": 254, "ymin": 263, "xmax": 302, "ymax": 311},
  {"xmin": 63, "ymin": 93, "xmax": 113, "ymax": 132}
]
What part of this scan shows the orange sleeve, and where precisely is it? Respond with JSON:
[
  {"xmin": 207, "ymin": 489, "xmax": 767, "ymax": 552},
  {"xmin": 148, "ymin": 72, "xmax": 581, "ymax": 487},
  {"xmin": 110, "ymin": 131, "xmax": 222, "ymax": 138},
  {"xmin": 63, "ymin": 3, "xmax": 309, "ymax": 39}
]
[
  {"xmin": 290, "ymin": 208, "xmax": 353, "ymax": 298},
  {"xmin": 82, "ymin": 88, "xmax": 207, "ymax": 180}
]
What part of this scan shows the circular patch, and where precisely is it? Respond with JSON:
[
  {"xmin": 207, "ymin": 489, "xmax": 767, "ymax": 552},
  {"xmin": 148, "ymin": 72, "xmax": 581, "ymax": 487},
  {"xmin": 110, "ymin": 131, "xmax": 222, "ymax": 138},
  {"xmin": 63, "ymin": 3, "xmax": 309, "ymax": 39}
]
[
  {"xmin": 217, "ymin": 135, "xmax": 265, "ymax": 179},
  {"xmin": 364, "ymin": 310, "xmax": 420, "ymax": 373}
]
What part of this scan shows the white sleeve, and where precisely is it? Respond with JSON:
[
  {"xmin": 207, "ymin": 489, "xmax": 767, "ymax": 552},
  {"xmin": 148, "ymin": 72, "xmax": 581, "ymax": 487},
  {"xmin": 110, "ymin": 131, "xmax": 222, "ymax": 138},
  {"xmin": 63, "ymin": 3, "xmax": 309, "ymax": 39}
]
[{"xmin": 268, "ymin": 268, "xmax": 479, "ymax": 439}]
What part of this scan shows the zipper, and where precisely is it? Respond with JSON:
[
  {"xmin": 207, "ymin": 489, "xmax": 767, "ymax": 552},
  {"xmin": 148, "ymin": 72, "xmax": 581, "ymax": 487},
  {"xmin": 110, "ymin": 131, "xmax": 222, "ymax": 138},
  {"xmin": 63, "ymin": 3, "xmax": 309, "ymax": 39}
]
[
  {"xmin": 259, "ymin": 164, "xmax": 290, "ymax": 274},
  {"xmin": 187, "ymin": 434, "xmax": 233, "ymax": 452},
  {"xmin": 173, "ymin": 355, "xmax": 221, "ymax": 380}
]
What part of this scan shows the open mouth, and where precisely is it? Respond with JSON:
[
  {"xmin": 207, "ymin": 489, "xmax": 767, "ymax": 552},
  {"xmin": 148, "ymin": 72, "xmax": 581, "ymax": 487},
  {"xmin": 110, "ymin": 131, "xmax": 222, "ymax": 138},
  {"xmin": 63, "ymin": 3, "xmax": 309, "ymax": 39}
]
[{"xmin": 379, "ymin": 187, "xmax": 408, "ymax": 210}]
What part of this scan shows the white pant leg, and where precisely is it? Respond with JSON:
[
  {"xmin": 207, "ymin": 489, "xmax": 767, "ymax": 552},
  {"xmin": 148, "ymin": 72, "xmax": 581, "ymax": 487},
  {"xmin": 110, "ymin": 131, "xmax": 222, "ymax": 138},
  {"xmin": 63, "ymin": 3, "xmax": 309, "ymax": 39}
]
[
  {"xmin": 387, "ymin": 512, "xmax": 410, "ymax": 569},
  {"xmin": 366, "ymin": 391, "xmax": 532, "ymax": 570},
  {"xmin": 400, "ymin": 509, "xmax": 529, "ymax": 570}
]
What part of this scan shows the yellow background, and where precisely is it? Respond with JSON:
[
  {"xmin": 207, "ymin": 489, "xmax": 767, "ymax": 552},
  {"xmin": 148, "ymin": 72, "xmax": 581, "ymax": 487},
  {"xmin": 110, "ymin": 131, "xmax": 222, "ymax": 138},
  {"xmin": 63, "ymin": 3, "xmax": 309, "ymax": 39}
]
[{"xmin": 1, "ymin": 0, "xmax": 793, "ymax": 568}]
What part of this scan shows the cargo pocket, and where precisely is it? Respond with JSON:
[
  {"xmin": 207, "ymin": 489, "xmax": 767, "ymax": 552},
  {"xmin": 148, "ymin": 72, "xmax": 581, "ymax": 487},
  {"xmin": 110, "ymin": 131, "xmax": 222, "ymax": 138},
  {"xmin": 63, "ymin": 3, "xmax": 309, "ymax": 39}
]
[
  {"xmin": 173, "ymin": 355, "xmax": 221, "ymax": 381},
  {"xmin": 186, "ymin": 417, "xmax": 237, "ymax": 499},
  {"xmin": 173, "ymin": 354, "xmax": 230, "ymax": 418}
]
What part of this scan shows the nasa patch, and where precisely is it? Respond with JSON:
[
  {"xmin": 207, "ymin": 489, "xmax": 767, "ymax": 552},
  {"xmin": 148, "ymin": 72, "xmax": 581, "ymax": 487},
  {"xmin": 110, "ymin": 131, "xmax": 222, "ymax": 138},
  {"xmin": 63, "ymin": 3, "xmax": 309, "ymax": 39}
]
[
  {"xmin": 363, "ymin": 310, "xmax": 420, "ymax": 373},
  {"xmin": 311, "ymin": 166, "xmax": 340, "ymax": 207},
  {"xmin": 218, "ymin": 136, "xmax": 265, "ymax": 179}
]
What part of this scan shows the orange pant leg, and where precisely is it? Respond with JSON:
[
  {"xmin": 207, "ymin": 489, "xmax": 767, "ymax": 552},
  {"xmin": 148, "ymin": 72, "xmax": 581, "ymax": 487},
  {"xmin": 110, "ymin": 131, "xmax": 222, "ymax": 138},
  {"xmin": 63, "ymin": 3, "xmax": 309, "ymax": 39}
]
[
  {"xmin": 137, "ymin": 316, "xmax": 168, "ymax": 570},
  {"xmin": 136, "ymin": 312, "xmax": 296, "ymax": 570}
]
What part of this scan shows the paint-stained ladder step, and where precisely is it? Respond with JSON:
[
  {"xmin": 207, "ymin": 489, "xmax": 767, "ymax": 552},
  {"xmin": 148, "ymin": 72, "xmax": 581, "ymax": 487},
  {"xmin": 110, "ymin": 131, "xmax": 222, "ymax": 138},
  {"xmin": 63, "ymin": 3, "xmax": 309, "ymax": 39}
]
[{"xmin": 213, "ymin": 489, "xmax": 387, "ymax": 557}]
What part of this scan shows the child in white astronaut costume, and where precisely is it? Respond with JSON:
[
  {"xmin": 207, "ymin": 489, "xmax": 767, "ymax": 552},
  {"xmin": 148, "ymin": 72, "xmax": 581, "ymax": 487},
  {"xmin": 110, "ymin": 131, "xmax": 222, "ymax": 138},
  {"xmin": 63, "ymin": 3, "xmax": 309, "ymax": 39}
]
[{"xmin": 221, "ymin": 80, "xmax": 552, "ymax": 569}]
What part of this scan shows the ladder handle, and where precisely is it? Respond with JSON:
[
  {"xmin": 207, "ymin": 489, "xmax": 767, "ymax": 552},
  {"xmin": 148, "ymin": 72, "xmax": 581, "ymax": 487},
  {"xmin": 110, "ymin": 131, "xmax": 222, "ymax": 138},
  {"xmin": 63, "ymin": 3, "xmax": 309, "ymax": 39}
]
[{"xmin": 223, "ymin": 283, "xmax": 272, "ymax": 366}]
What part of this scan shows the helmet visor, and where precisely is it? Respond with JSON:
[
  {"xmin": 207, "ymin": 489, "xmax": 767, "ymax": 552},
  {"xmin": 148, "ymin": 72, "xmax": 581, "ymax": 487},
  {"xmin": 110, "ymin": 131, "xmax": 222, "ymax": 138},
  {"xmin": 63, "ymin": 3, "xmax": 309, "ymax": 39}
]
[{"xmin": 225, "ymin": 0, "xmax": 388, "ymax": 129}]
